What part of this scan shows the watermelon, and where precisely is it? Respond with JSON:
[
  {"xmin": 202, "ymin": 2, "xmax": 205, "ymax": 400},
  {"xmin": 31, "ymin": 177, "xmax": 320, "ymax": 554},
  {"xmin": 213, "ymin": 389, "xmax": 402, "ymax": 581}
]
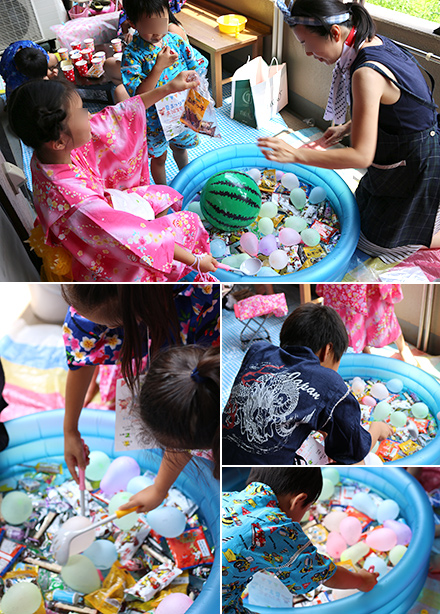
[{"xmin": 200, "ymin": 170, "xmax": 262, "ymax": 231}]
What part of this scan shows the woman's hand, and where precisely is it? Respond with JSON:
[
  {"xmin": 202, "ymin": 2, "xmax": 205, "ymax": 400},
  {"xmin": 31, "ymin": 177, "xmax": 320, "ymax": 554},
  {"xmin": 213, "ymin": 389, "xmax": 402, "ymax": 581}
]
[
  {"xmin": 308, "ymin": 122, "xmax": 352, "ymax": 149},
  {"xmin": 64, "ymin": 430, "xmax": 90, "ymax": 483},
  {"xmin": 257, "ymin": 137, "xmax": 298, "ymax": 164},
  {"xmin": 155, "ymin": 45, "xmax": 179, "ymax": 72},
  {"xmin": 118, "ymin": 484, "xmax": 168, "ymax": 513}
]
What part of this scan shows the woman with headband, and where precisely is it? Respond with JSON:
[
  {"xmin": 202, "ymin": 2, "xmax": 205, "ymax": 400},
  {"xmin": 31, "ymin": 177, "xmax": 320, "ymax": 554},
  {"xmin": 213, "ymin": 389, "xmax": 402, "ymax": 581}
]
[{"xmin": 258, "ymin": 0, "xmax": 440, "ymax": 263}]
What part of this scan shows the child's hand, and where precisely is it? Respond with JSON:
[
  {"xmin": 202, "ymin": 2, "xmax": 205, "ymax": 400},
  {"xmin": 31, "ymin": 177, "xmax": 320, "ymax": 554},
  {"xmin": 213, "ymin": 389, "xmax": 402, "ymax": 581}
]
[
  {"xmin": 117, "ymin": 484, "xmax": 168, "ymax": 513},
  {"xmin": 169, "ymin": 70, "xmax": 200, "ymax": 92},
  {"xmin": 198, "ymin": 254, "xmax": 220, "ymax": 273},
  {"xmin": 377, "ymin": 421, "xmax": 394, "ymax": 441},
  {"xmin": 155, "ymin": 45, "xmax": 179, "ymax": 71},
  {"xmin": 356, "ymin": 569, "xmax": 379, "ymax": 592}
]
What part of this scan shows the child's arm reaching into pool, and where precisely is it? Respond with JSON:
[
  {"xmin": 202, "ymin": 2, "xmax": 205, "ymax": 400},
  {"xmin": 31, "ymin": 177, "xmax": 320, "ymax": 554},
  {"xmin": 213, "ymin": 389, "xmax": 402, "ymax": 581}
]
[
  {"xmin": 368, "ymin": 421, "xmax": 394, "ymax": 451},
  {"xmin": 323, "ymin": 567, "xmax": 379, "ymax": 592},
  {"xmin": 118, "ymin": 450, "xmax": 191, "ymax": 512}
]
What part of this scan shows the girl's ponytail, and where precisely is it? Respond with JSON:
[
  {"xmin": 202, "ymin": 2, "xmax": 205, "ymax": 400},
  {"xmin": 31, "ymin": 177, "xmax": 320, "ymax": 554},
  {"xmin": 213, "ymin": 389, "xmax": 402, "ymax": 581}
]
[{"xmin": 347, "ymin": 2, "xmax": 376, "ymax": 49}]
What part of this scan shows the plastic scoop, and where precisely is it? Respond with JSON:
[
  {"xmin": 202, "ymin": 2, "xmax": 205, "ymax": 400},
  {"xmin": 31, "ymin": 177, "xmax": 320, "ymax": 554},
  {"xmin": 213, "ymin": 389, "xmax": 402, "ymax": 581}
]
[
  {"xmin": 79, "ymin": 439, "xmax": 87, "ymax": 516},
  {"xmin": 217, "ymin": 259, "xmax": 262, "ymax": 276},
  {"xmin": 52, "ymin": 507, "xmax": 138, "ymax": 566}
]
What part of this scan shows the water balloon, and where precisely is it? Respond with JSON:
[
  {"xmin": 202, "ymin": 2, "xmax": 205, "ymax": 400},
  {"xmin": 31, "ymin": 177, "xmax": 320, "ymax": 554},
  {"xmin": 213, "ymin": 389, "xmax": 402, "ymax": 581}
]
[
  {"xmin": 258, "ymin": 217, "xmax": 274, "ymax": 235},
  {"xmin": 247, "ymin": 168, "xmax": 261, "ymax": 184},
  {"xmin": 127, "ymin": 475, "xmax": 155, "ymax": 494},
  {"xmin": 279, "ymin": 227, "xmax": 301, "ymax": 246},
  {"xmin": 1, "ymin": 491, "xmax": 33, "ymax": 525},
  {"xmin": 308, "ymin": 186, "xmax": 327, "ymax": 204},
  {"xmin": 372, "ymin": 401, "xmax": 392, "ymax": 422},
  {"xmin": 281, "ymin": 173, "xmax": 299, "ymax": 190},
  {"xmin": 259, "ymin": 234, "xmax": 278, "ymax": 256},
  {"xmin": 411, "ymin": 402, "xmax": 429, "ymax": 419},
  {"xmin": 259, "ymin": 201, "xmax": 278, "ymax": 219},
  {"xmin": 322, "ymin": 468, "xmax": 340, "ymax": 486},
  {"xmin": 290, "ymin": 188, "xmax": 306, "ymax": 209},
  {"xmin": 100, "ymin": 456, "xmax": 141, "ymax": 497},
  {"xmin": 82, "ymin": 539, "xmax": 118, "ymax": 570},
  {"xmin": 0, "ymin": 582, "xmax": 43, "ymax": 614},
  {"xmin": 370, "ymin": 383, "xmax": 389, "ymax": 400},
  {"xmin": 61, "ymin": 554, "xmax": 101, "ymax": 593},
  {"xmin": 85, "ymin": 451, "xmax": 111, "ymax": 482},
  {"xmin": 155, "ymin": 593, "xmax": 194, "ymax": 614},
  {"xmin": 301, "ymin": 228, "xmax": 321, "ymax": 247},
  {"xmin": 377, "ymin": 499, "xmax": 399, "ymax": 524},
  {"xmin": 366, "ymin": 528, "xmax": 397, "ymax": 551},
  {"xmin": 390, "ymin": 411, "xmax": 406, "ymax": 428},
  {"xmin": 268, "ymin": 249, "xmax": 288, "ymax": 270},
  {"xmin": 240, "ymin": 232, "xmax": 259, "ymax": 256},
  {"xmin": 108, "ymin": 492, "xmax": 139, "ymax": 531},
  {"xmin": 387, "ymin": 378, "xmax": 404, "ymax": 394},
  {"xmin": 146, "ymin": 506, "xmax": 187, "ymax": 538},
  {"xmin": 326, "ymin": 532, "xmax": 347, "ymax": 559},
  {"xmin": 210, "ymin": 238, "xmax": 227, "ymax": 258},
  {"xmin": 318, "ymin": 478, "xmax": 335, "ymax": 501},
  {"xmin": 339, "ymin": 516, "xmax": 362, "ymax": 546},
  {"xmin": 285, "ymin": 216, "xmax": 307, "ymax": 232}
]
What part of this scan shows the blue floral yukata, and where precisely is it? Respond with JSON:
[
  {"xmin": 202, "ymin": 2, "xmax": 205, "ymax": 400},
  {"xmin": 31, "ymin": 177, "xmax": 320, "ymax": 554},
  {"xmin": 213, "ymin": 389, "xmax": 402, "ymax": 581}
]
[
  {"xmin": 222, "ymin": 482, "xmax": 336, "ymax": 613},
  {"xmin": 62, "ymin": 284, "xmax": 220, "ymax": 370},
  {"xmin": 121, "ymin": 32, "xmax": 208, "ymax": 158}
]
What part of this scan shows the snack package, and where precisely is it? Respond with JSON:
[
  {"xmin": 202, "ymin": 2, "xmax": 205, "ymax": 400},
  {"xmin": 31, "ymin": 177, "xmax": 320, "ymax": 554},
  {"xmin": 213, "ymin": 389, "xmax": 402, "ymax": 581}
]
[
  {"xmin": 180, "ymin": 73, "xmax": 220, "ymax": 138},
  {"xmin": 0, "ymin": 538, "xmax": 25, "ymax": 576},
  {"xmin": 124, "ymin": 564, "xmax": 181, "ymax": 602},
  {"xmin": 86, "ymin": 562, "xmax": 137, "ymax": 614},
  {"xmin": 166, "ymin": 527, "xmax": 214, "ymax": 569},
  {"xmin": 155, "ymin": 90, "xmax": 188, "ymax": 141},
  {"xmin": 115, "ymin": 525, "xmax": 151, "ymax": 565}
]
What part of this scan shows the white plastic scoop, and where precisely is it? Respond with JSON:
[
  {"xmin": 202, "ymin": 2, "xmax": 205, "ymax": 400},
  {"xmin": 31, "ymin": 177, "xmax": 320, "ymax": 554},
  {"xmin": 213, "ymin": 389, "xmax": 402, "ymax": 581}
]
[
  {"xmin": 217, "ymin": 259, "xmax": 262, "ymax": 276},
  {"xmin": 52, "ymin": 507, "xmax": 137, "ymax": 566}
]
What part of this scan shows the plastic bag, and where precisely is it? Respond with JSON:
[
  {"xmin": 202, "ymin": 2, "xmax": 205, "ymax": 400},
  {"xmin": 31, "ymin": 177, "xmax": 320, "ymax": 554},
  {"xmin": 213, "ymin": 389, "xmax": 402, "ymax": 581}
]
[
  {"xmin": 180, "ymin": 73, "xmax": 221, "ymax": 138},
  {"xmin": 155, "ymin": 90, "xmax": 188, "ymax": 141}
]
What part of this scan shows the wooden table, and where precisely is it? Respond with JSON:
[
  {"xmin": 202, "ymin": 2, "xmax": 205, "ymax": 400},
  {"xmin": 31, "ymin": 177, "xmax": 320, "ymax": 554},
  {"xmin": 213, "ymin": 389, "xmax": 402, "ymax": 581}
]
[{"xmin": 178, "ymin": 0, "xmax": 271, "ymax": 108}]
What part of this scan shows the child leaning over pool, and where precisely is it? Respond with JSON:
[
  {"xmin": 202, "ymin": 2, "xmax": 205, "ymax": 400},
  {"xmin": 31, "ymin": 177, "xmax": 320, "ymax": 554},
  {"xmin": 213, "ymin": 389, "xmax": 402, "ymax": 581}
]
[
  {"xmin": 121, "ymin": 0, "xmax": 209, "ymax": 185},
  {"xmin": 7, "ymin": 75, "xmax": 218, "ymax": 282},
  {"xmin": 222, "ymin": 467, "xmax": 379, "ymax": 613},
  {"xmin": 222, "ymin": 303, "xmax": 393, "ymax": 465},
  {"xmin": 118, "ymin": 344, "xmax": 220, "ymax": 514}
]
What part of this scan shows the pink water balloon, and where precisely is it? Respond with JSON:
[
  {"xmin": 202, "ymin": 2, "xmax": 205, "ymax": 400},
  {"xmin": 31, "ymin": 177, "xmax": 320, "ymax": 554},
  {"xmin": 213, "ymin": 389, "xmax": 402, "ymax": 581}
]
[
  {"xmin": 339, "ymin": 516, "xmax": 362, "ymax": 546},
  {"xmin": 155, "ymin": 593, "xmax": 193, "ymax": 614},
  {"xmin": 279, "ymin": 227, "xmax": 301, "ymax": 246},
  {"xmin": 361, "ymin": 395, "xmax": 377, "ymax": 407},
  {"xmin": 326, "ymin": 532, "xmax": 347, "ymax": 559},
  {"xmin": 240, "ymin": 232, "xmax": 259, "ymax": 256},
  {"xmin": 366, "ymin": 528, "xmax": 397, "ymax": 551},
  {"xmin": 323, "ymin": 511, "xmax": 347, "ymax": 533},
  {"xmin": 383, "ymin": 520, "xmax": 412, "ymax": 546}
]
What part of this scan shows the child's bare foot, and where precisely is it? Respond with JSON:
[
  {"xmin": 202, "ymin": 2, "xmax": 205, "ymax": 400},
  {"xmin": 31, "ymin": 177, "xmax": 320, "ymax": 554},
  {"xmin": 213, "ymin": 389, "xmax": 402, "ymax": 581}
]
[{"xmin": 399, "ymin": 344, "xmax": 418, "ymax": 366}]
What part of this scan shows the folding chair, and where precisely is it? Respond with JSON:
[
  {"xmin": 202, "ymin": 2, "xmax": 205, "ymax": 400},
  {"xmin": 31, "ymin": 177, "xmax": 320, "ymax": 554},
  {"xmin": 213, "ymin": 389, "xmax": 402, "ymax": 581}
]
[{"xmin": 234, "ymin": 293, "xmax": 288, "ymax": 349}]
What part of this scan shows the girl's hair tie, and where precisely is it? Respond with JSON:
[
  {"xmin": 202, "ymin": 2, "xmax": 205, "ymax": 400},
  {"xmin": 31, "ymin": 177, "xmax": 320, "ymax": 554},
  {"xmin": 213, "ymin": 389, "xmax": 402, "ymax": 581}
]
[{"xmin": 191, "ymin": 366, "xmax": 208, "ymax": 384}]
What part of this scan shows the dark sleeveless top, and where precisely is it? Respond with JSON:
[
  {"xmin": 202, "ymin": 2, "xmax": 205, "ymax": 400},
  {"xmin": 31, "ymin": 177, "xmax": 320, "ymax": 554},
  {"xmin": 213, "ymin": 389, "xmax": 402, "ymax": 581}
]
[{"xmin": 350, "ymin": 36, "xmax": 436, "ymax": 134}]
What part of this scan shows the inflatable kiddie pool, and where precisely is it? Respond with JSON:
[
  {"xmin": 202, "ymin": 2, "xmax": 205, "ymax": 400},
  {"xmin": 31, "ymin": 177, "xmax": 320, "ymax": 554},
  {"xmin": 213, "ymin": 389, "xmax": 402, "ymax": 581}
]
[
  {"xmin": 170, "ymin": 144, "xmax": 360, "ymax": 282},
  {"xmin": 339, "ymin": 353, "xmax": 440, "ymax": 465},
  {"xmin": 222, "ymin": 467, "xmax": 434, "ymax": 614},
  {"xmin": 0, "ymin": 409, "xmax": 220, "ymax": 614}
]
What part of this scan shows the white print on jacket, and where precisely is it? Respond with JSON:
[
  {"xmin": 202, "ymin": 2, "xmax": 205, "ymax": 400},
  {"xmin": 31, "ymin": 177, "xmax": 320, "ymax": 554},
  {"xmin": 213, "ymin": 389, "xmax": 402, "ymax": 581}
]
[{"xmin": 224, "ymin": 363, "xmax": 320, "ymax": 454}]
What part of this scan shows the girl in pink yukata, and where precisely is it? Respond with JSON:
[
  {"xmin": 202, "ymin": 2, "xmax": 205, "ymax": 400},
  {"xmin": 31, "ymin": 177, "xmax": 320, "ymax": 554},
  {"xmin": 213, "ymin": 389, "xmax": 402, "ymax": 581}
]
[
  {"xmin": 316, "ymin": 283, "xmax": 416, "ymax": 363},
  {"xmin": 7, "ymin": 74, "xmax": 218, "ymax": 282}
]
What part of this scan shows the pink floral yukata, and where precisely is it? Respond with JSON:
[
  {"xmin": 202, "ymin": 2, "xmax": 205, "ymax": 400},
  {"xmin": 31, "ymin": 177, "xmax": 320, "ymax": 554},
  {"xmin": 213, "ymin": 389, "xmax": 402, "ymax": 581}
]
[
  {"xmin": 316, "ymin": 284, "xmax": 403, "ymax": 352},
  {"xmin": 31, "ymin": 96, "xmax": 211, "ymax": 281}
]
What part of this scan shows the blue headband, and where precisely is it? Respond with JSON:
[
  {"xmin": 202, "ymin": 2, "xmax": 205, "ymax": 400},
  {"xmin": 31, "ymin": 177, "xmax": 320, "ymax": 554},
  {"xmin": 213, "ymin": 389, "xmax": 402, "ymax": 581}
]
[{"xmin": 278, "ymin": 2, "xmax": 350, "ymax": 28}]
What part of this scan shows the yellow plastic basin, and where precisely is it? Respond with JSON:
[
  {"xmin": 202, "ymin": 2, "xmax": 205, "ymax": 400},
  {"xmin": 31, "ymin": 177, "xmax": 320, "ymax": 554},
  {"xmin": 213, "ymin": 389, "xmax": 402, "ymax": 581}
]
[{"xmin": 217, "ymin": 14, "xmax": 247, "ymax": 36}]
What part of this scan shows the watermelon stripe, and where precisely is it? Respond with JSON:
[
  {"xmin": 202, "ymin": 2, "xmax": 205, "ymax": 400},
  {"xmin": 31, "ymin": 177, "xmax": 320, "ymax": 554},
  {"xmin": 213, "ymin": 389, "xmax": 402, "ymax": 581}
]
[
  {"xmin": 209, "ymin": 180, "xmax": 261, "ymax": 199},
  {"xmin": 208, "ymin": 189, "xmax": 261, "ymax": 209},
  {"xmin": 203, "ymin": 199, "xmax": 255, "ymax": 223}
]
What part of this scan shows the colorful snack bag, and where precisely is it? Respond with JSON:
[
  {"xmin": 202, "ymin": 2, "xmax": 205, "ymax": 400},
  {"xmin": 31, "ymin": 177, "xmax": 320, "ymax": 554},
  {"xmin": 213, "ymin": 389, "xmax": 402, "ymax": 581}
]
[
  {"xmin": 180, "ymin": 74, "xmax": 220, "ymax": 138},
  {"xmin": 86, "ymin": 562, "xmax": 137, "ymax": 614},
  {"xmin": 166, "ymin": 527, "xmax": 214, "ymax": 569},
  {"xmin": 124, "ymin": 564, "xmax": 181, "ymax": 601}
]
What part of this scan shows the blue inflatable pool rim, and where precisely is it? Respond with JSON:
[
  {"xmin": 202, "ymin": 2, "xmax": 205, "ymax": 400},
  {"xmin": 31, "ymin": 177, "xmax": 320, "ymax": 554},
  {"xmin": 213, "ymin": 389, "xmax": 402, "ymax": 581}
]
[
  {"xmin": 0, "ymin": 409, "xmax": 220, "ymax": 614},
  {"xmin": 170, "ymin": 144, "xmax": 360, "ymax": 282},
  {"xmin": 224, "ymin": 467, "xmax": 433, "ymax": 614},
  {"xmin": 339, "ymin": 353, "xmax": 440, "ymax": 465}
]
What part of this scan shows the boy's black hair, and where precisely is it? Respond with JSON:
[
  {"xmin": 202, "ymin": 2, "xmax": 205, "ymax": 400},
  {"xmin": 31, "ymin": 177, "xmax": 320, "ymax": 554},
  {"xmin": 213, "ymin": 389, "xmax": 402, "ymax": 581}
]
[
  {"xmin": 246, "ymin": 467, "xmax": 323, "ymax": 505},
  {"xmin": 14, "ymin": 47, "xmax": 48, "ymax": 79},
  {"xmin": 7, "ymin": 79, "xmax": 77, "ymax": 150},
  {"xmin": 123, "ymin": 0, "xmax": 180, "ymax": 27},
  {"xmin": 279, "ymin": 303, "xmax": 348, "ymax": 362},
  {"xmin": 290, "ymin": 0, "xmax": 376, "ymax": 51}
]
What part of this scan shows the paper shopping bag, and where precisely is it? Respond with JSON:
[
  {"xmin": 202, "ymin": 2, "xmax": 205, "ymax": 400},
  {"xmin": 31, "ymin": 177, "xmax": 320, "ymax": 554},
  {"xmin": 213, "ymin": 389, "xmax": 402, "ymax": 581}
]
[{"xmin": 231, "ymin": 56, "xmax": 288, "ymax": 130}]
